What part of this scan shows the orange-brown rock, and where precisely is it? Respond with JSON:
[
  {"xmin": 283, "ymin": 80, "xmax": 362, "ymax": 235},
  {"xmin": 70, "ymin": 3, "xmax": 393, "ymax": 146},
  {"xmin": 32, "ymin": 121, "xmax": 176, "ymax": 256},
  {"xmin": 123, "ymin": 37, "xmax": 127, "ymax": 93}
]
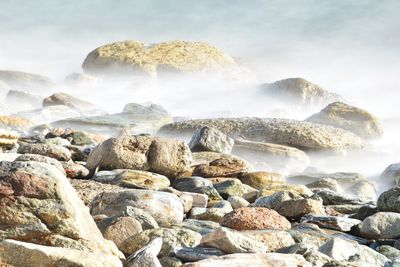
[{"xmin": 192, "ymin": 158, "xmax": 250, "ymax": 178}]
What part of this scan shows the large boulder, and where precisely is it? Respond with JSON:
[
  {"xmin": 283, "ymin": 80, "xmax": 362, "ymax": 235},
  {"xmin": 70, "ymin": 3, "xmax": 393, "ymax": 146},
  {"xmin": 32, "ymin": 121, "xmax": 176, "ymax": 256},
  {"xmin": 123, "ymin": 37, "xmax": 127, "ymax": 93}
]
[
  {"xmin": 82, "ymin": 40, "xmax": 249, "ymax": 79},
  {"xmin": 159, "ymin": 118, "xmax": 364, "ymax": 151},
  {"xmin": 0, "ymin": 70, "xmax": 55, "ymax": 90},
  {"xmin": 306, "ymin": 101, "xmax": 383, "ymax": 139},
  {"xmin": 261, "ymin": 77, "xmax": 342, "ymax": 106},
  {"xmin": 86, "ymin": 135, "xmax": 192, "ymax": 177},
  {"xmin": 0, "ymin": 161, "xmax": 123, "ymax": 258},
  {"xmin": 358, "ymin": 212, "xmax": 400, "ymax": 239},
  {"xmin": 380, "ymin": 163, "xmax": 400, "ymax": 185},
  {"xmin": 90, "ymin": 189, "xmax": 184, "ymax": 226},
  {"xmin": 189, "ymin": 126, "xmax": 234, "ymax": 154},
  {"xmin": 0, "ymin": 239, "xmax": 122, "ymax": 267},
  {"xmin": 377, "ymin": 187, "xmax": 400, "ymax": 213}
]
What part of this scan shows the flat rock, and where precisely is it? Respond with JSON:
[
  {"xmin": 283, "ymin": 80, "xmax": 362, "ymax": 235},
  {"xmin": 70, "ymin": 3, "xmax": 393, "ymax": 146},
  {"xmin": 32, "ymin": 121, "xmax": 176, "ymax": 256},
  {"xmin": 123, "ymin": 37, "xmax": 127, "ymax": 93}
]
[
  {"xmin": 220, "ymin": 207, "xmax": 291, "ymax": 231},
  {"xmin": 178, "ymin": 219, "xmax": 221, "ymax": 236},
  {"xmin": 90, "ymin": 189, "xmax": 184, "ymax": 226},
  {"xmin": 0, "ymin": 239, "xmax": 122, "ymax": 267},
  {"xmin": 43, "ymin": 92, "xmax": 103, "ymax": 115},
  {"xmin": 192, "ymin": 157, "xmax": 251, "ymax": 178},
  {"xmin": 17, "ymin": 142, "xmax": 71, "ymax": 161},
  {"xmin": 276, "ymin": 198, "xmax": 325, "ymax": 219},
  {"xmin": 237, "ymin": 171, "xmax": 285, "ymax": 190},
  {"xmin": 306, "ymin": 101, "xmax": 383, "ymax": 139},
  {"xmin": 159, "ymin": 117, "xmax": 364, "ymax": 151},
  {"xmin": 173, "ymin": 246, "xmax": 225, "ymax": 262},
  {"xmin": 120, "ymin": 227, "xmax": 202, "ymax": 257},
  {"xmin": 181, "ymin": 253, "xmax": 311, "ymax": 267},
  {"xmin": 258, "ymin": 183, "xmax": 313, "ymax": 198},
  {"xmin": 300, "ymin": 215, "xmax": 361, "ymax": 231}
]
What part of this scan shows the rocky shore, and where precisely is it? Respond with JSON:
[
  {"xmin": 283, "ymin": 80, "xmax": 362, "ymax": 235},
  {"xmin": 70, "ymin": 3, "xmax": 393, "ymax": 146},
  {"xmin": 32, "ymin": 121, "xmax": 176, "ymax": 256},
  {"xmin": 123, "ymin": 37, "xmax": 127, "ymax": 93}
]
[{"xmin": 0, "ymin": 40, "xmax": 399, "ymax": 267}]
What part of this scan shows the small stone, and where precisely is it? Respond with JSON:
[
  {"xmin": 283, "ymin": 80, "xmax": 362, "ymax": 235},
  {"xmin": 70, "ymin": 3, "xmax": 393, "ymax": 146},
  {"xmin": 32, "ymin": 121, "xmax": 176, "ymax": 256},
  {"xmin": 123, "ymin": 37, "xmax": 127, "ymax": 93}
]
[
  {"xmin": 300, "ymin": 215, "xmax": 361, "ymax": 231},
  {"xmin": 125, "ymin": 237, "xmax": 162, "ymax": 267},
  {"xmin": 377, "ymin": 186, "xmax": 400, "ymax": 213},
  {"xmin": 189, "ymin": 126, "xmax": 234, "ymax": 154},
  {"xmin": 61, "ymin": 161, "xmax": 89, "ymax": 179},
  {"xmin": 173, "ymin": 246, "xmax": 225, "ymax": 262},
  {"xmin": 276, "ymin": 198, "xmax": 325, "ymax": 219},
  {"xmin": 227, "ymin": 196, "xmax": 249, "ymax": 209},
  {"xmin": 214, "ymin": 179, "xmax": 257, "ymax": 199},
  {"xmin": 237, "ymin": 171, "xmax": 285, "ymax": 190},
  {"xmin": 192, "ymin": 158, "xmax": 251, "ymax": 178}
]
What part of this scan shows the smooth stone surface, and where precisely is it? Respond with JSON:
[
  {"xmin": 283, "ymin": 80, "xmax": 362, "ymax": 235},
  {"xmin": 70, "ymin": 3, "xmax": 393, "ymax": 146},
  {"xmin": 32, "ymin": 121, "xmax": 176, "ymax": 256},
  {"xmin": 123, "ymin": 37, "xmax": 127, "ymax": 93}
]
[
  {"xmin": 173, "ymin": 246, "xmax": 225, "ymax": 262},
  {"xmin": 189, "ymin": 126, "xmax": 234, "ymax": 154},
  {"xmin": 125, "ymin": 237, "xmax": 162, "ymax": 267},
  {"xmin": 359, "ymin": 212, "xmax": 400, "ymax": 239},
  {"xmin": 237, "ymin": 171, "xmax": 285, "ymax": 190},
  {"xmin": 276, "ymin": 198, "xmax": 325, "ymax": 219},
  {"xmin": 172, "ymin": 176, "xmax": 213, "ymax": 192},
  {"xmin": 258, "ymin": 183, "xmax": 313, "ymax": 198},
  {"xmin": 43, "ymin": 92, "xmax": 102, "ymax": 114},
  {"xmin": 61, "ymin": 161, "xmax": 89, "ymax": 179},
  {"xmin": 178, "ymin": 219, "xmax": 221, "ymax": 236},
  {"xmin": 17, "ymin": 142, "xmax": 71, "ymax": 161},
  {"xmin": 90, "ymin": 189, "xmax": 184, "ymax": 227},
  {"xmin": 377, "ymin": 186, "xmax": 400, "ymax": 213},
  {"xmin": 300, "ymin": 215, "xmax": 361, "ymax": 231},
  {"xmin": 192, "ymin": 158, "xmax": 251, "ymax": 178},
  {"xmin": 380, "ymin": 163, "xmax": 400, "ymax": 185},
  {"xmin": 15, "ymin": 153, "xmax": 65, "ymax": 174},
  {"xmin": 213, "ymin": 179, "xmax": 257, "ymax": 199}
]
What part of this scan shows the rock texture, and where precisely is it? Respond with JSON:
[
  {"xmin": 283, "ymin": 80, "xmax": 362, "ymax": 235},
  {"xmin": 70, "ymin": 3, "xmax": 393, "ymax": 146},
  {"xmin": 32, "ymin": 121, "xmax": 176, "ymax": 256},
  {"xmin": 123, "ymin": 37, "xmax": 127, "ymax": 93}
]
[
  {"xmin": 306, "ymin": 101, "xmax": 383, "ymax": 139},
  {"xmin": 189, "ymin": 126, "xmax": 234, "ymax": 154}
]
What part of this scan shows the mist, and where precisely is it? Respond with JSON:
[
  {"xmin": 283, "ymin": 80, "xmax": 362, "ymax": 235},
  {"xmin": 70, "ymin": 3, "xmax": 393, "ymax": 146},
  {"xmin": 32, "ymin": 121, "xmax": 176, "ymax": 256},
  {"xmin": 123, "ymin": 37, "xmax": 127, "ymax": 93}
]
[{"xmin": 1, "ymin": 0, "xmax": 400, "ymax": 191}]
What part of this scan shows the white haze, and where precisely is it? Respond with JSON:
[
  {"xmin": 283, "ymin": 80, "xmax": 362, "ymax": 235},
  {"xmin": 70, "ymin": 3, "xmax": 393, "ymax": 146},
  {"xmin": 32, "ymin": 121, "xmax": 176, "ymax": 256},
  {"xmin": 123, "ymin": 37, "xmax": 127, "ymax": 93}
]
[{"xmin": 1, "ymin": 0, "xmax": 400, "ymax": 192}]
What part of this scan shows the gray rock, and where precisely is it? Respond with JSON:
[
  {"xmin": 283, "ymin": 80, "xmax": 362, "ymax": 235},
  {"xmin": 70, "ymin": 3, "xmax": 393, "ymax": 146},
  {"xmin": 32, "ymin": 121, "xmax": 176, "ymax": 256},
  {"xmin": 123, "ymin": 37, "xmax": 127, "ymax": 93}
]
[
  {"xmin": 189, "ymin": 126, "xmax": 234, "ymax": 154},
  {"xmin": 159, "ymin": 117, "xmax": 364, "ymax": 151},
  {"xmin": 0, "ymin": 70, "xmax": 55, "ymax": 90},
  {"xmin": 227, "ymin": 196, "xmax": 249, "ymax": 209},
  {"xmin": 376, "ymin": 245, "xmax": 400, "ymax": 261},
  {"xmin": 15, "ymin": 153, "xmax": 65, "ymax": 174},
  {"xmin": 378, "ymin": 187, "xmax": 400, "ymax": 213},
  {"xmin": 17, "ymin": 142, "xmax": 71, "ymax": 161},
  {"xmin": 125, "ymin": 237, "xmax": 162, "ymax": 267},
  {"xmin": 200, "ymin": 227, "xmax": 268, "ymax": 253},
  {"xmin": 313, "ymin": 190, "xmax": 367, "ymax": 206},
  {"xmin": 61, "ymin": 161, "xmax": 89, "ymax": 179},
  {"xmin": 174, "ymin": 246, "xmax": 225, "ymax": 262},
  {"xmin": 5, "ymin": 90, "xmax": 43, "ymax": 112},
  {"xmin": 306, "ymin": 101, "xmax": 383, "ymax": 139},
  {"xmin": 214, "ymin": 179, "xmax": 257, "ymax": 199},
  {"xmin": 380, "ymin": 163, "xmax": 400, "ymax": 185},
  {"xmin": 300, "ymin": 215, "xmax": 361, "ymax": 231},
  {"xmin": 307, "ymin": 178, "xmax": 342, "ymax": 193},
  {"xmin": 172, "ymin": 176, "xmax": 213, "ymax": 192},
  {"xmin": 43, "ymin": 92, "xmax": 103, "ymax": 115},
  {"xmin": 90, "ymin": 189, "xmax": 184, "ymax": 227},
  {"xmin": 359, "ymin": 212, "xmax": 400, "ymax": 239},
  {"xmin": 178, "ymin": 219, "xmax": 221, "ymax": 236}
]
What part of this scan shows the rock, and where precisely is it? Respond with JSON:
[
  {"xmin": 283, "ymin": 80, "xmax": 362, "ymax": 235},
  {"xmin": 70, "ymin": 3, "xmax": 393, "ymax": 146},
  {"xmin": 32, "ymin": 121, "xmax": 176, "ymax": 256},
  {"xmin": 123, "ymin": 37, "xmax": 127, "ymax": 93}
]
[
  {"xmin": 159, "ymin": 256, "xmax": 182, "ymax": 267},
  {"xmin": 318, "ymin": 237, "xmax": 390, "ymax": 266},
  {"xmin": 376, "ymin": 245, "xmax": 400, "ymax": 261},
  {"xmin": 245, "ymin": 229, "xmax": 295, "ymax": 252},
  {"xmin": 349, "ymin": 180, "xmax": 376, "ymax": 201},
  {"xmin": 17, "ymin": 142, "xmax": 71, "ymax": 161},
  {"xmin": 68, "ymin": 131, "xmax": 96, "ymax": 146},
  {"xmin": 313, "ymin": 190, "xmax": 366, "ymax": 206},
  {"xmin": 173, "ymin": 246, "xmax": 225, "ymax": 262},
  {"xmin": 5, "ymin": 90, "xmax": 43, "ymax": 112},
  {"xmin": 147, "ymin": 137, "xmax": 192, "ymax": 177},
  {"xmin": 213, "ymin": 179, "xmax": 256, "ymax": 199},
  {"xmin": 0, "ymin": 115, "xmax": 32, "ymax": 131},
  {"xmin": 192, "ymin": 157, "xmax": 250, "ymax": 178},
  {"xmin": 306, "ymin": 101, "xmax": 384, "ymax": 139},
  {"xmin": 253, "ymin": 191, "xmax": 302, "ymax": 209},
  {"xmin": 64, "ymin": 72, "xmax": 99, "ymax": 85},
  {"xmin": 237, "ymin": 171, "xmax": 284, "ymax": 190},
  {"xmin": 82, "ymin": 40, "xmax": 247, "ymax": 78},
  {"xmin": 377, "ymin": 187, "xmax": 400, "ymax": 213},
  {"xmin": 350, "ymin": 204, "xmax": 377, "ymax": 221},
  {"xmin": 0, "ymin": 239, "xmax": 122, "ymax": 267},
  {"xmin": 307, "ymin": 178, "xmax": 342, "ymax": 193},
  {"xmin": 189, "ymin": 126, "xmax": 234, "ymax": 154},
  {"xmin": 18, "ymin": 105, "xmax": 81, "ymax": 125},
  {"xmin": 276, "ymin": 198, "xmax": 325, "ymax": 219},
  {"xmin": 172, "ymin": 176, "xmax": 213, "ymax": 192},
  {"xmin": 227, "ymin": 196, "xmax": 249, "ymax": 209},
  {"xmin": 61, "ymin": 161, "xmax": 89, "ymax": 179},
  {"xmin": 232, "ymin": 138, "xmax": 310, "ymax": 172},
  {"xmin": 0, "ymin": 70, "xmax": 55, "ymax": 90},
  {"xmin": 191, "ymin": 152, "xmax": 252, "ymax": 169},
  {"xmin": 181, "ymin": 253, "xmax": 311, "ymax": 267},
  {"xmin": 0, "ymin": 129, "xmax": 19, "ymax": 149},
  {"xmin": 258, "ymin": 183, "xmax": 313, "ymax": 198},
  {"xmin": 381, "ymin": 163, "xmax": 400, "ymax": 185},
  {"xmin": 220, "ymin": 207, "xmax": 291, "ymax": 231},
  {"xmin": 42, "ymin": 92, "xmax": 101, "ymax": 115},
  {"xmin": 359, "ymin": 212, "xmax": 400, "ymax": 239},
  {"xmin": 300, "ymin": 215, "xmax": 361, "ymax": 231},
  {"xmin": 159, "ymin": 118, "xmax": 364, "ymax": 151},
  {"xmin": 44, "ymin": 136, "xmax": 71, "ymax": 146},
  {"xmin": 90, "ymin": 189, "xmax": 184, "ymax": 226},
  {"xmin": 15, "ymin": 154, "xmax": 65, "ymax": 174},
  {"xmin": 261, "ymin": 77, "xmax": 342, "ymax": 106},
  {"xmin": 97, "ymin": 216, "xmax": 143, "ymax": 249},
  {"xmin": 200, "ymin": 228, "xmax": 268, "ymax": 253},
  {"xmin": 86, "ymin": 135, "xmax": 191, "ymax": 177},
  {"xmin": 93, "ymin": 169, "xmax": 170, "ymax": 190},
  {"xmin": 0, "ymin": 161, "xmax": 123, "ymax": 258},
  {"xmin": 280, "ymin": 243, "xmax": 332, "ymax": 267},
  {"xmin": 192, "ymin": 186, "xmax": 223, "ymax": 201},
  {"xmin": 119, "ymin": 227, "xmax": 202, "ymax": 257},
  {"xmin": 190, "ymin": 201, "xmax": 233, "ymax": 222},
  {"xmin": 125, "ymin": 237, "xmax": 162, "ymax": 267},
  {"xmin": 178, "ymin": 219, "xmax": 221, "ymax": 236}
]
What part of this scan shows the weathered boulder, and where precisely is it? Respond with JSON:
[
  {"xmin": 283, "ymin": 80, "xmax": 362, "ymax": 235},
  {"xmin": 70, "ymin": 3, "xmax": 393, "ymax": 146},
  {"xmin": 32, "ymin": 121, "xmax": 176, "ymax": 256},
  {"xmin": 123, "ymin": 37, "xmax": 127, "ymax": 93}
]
[
  {"xmin": 179, "ymin": 219, "xmax": 221, "ymax": 236},
  {"xmin": 86, "ymin": 135, "xmax": 192, "ymax": 177},
  {"xmin": 380, "ymin": 163, "xmax": 400, "ymax": 185},
  {"xmin": 172, "ymin": 176, "xmax": 213, "ymax": 192},
  {"xmin": 377, "ymin": 187, "xmax": 400, "ymax": 213},
  {"xmin": 258, "ymin": 183, "xmax": 313, "ymax": 198},
  {"xmin": 15, "ymin": 154, "xmax": 65, "ymax": 174},
  {"xmin": 17, "ymin": 142, "xmax": 71, "ymax": 161},
  {"xmin": 244, "ymin": 229, "xmax": 295, "ymax": 252},
  {"xmin": 189, "ymin": 126, "xmax": 234, "ymax": 154},
  {"xmin": 0, "ymin": 239, "xmax": 122, "ymax": 267},
  {"xmin": 0, "ymin": 70, "xmax": 55, "ymax": 90},
  {"xmin": 93, "ymin": 169, "xmax": 170, "ymax": 190},
  {"xmin": 43, "ymin": 92, "xmax": 102, "ymax": 115},
  {"xmin": 90, "ymin": 189, "xmax": 184, "ymax": 226},
  {"xmin": 213, "ymin": 179, "xmax": 257, "ymax": 199},
  {"xmin": 125, "ymin": 237, "xmax": 162, "ymax": 267},
  {"xmin": 119, "ymin": 227, "xmax": 202, "ymax": 257},
  {"xmin": 237, "ymin": 171, "xmax": 284, "ymax": 190},
  {"xmin": 220, "ymin": 207, "xmax": 291, "ymax": 231},
  {"xmin": 200, "ymin": 228, "xmax": 268, "ymax": 253},
  {"xmin": 0, "ymin": 161, "xmax": 123, "ymax": 258},
  {"xmin": 159, "ymin": 118, "xmax": 364, "ymax": 150},
  {"xmin": 276, "ymin": 198, "xmax": 325, "ymax": 219},
  {"xmin": 181, "ymin": 253, "xmax": 311, "ymax": 267},
  {"xmin": 192, "ymin": 158, "xmax": 251, "ymax": 178},
  {"xmin": 173, "ymin": 246, "xmax": 225, "ymax": 262},
  {"xmin": 82, "ymin": 40, "xmax": 248, "ymax": 78},
  {"xmin": 300, "ymin": 215, "xmax": 361, "ymax": 232},
  {"xmin": 359, "ymin": 212, "xmax": 400, "ymax": 239},
  {"xmin": 0, "ymin": 129, "xmax": 19, "ymax": 149},
  {"xmin": 261, "ymin": 77, "xmax": 342, "ymax": 106},
  {"xmin": 306, "ymin": 101, "xmax": 383, "ymax": 139},
  {"xmin": 227, "ymin": 196, "xmax": 249, "ymax": 209},
  {"xmin": 61, "ymin": 161, "xmax": 89, "ymax": 179}
]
